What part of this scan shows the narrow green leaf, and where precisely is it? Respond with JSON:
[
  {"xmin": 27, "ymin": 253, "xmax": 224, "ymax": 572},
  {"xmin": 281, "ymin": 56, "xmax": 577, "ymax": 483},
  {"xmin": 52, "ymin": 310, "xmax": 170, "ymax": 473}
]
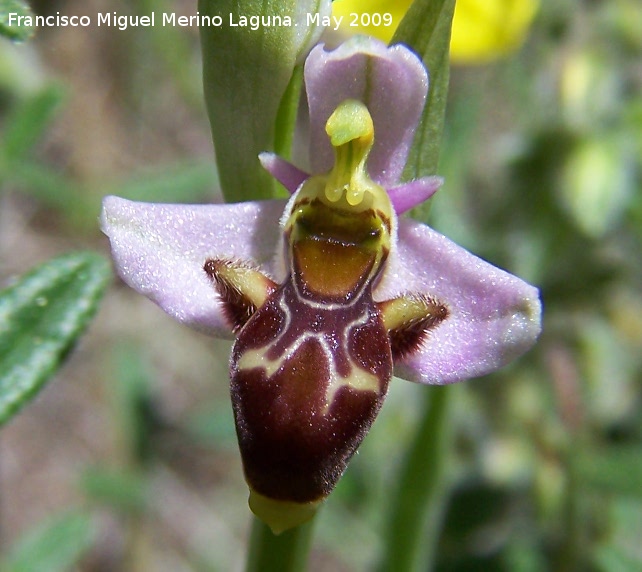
[
  {"xmin": 81, "ymin": 467, "xmax": 149, "ymax": 514},
  {"xmin": 198, "ymin": 0, "xmax": 325, "ymax": 202},
  {"xmin": 378, "ymin": 5, "xmax": 457, "ymax": 570},
  {"xmin": 1, "ymin": 85, "xmax": 65, "ymax": 161},
  {"xmin": 2, "ymin": 511, "xmax": 95, "ymax": 572},
  {"xmin": 273, "ymin": 64, "xmax": 304, "ymax": 164},
  {"xmin": 593, "ymin": 545, "xmax": 642, "ymax": 572},
  {"xmin": 111, "ymin": 343, "xmax": 158, "ymax": 465},
  {"xmin": 0, "ymin": 252, "xmax": 111, "ymax": 426},
  {"xmin": 392, "ymin": 0, "xmax": 455, "ymax": 222},
  {"xmin": 0, "ymin": 0, "xmax": 34, "ymax": 41},
  {"xmin": 6, "ymin": 160, "xmax": 81, "ymax": 208},
  {"xmin": 377, "ymin": 386, "xmax": 454, "ymax": 572},
  {"xmin": 106, "ymin": 160, "xmax": 219, "ymax": 204}
]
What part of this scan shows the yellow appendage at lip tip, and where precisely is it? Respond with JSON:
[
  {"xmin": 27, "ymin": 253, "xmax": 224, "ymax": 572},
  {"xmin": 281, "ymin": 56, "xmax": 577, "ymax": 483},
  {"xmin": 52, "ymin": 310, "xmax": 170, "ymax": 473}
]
[{"xmin": 249, "ymin": 489, "xmax": 321, "ymax": 535}]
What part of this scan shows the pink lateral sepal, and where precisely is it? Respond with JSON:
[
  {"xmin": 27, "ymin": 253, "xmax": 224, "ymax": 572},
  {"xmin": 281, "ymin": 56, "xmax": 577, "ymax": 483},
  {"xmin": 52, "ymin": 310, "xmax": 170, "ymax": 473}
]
[
  {"xmin": 259, "ymin": 152, "xmax": 309, "ymax": 194},
  {"xmin": 388, "ymin": 176, "xmax": 443, "ymax": 214}
]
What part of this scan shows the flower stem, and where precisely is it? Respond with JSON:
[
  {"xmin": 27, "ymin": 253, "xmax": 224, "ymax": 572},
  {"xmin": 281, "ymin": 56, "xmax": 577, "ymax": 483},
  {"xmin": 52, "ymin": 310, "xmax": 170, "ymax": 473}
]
[
  {"xmin": 378, "ymin": 384, "xmax": 454, "ymax": 572},
  {"xmin": 245, "ymin": 516, "xmax": 315, "ymax": 572}
]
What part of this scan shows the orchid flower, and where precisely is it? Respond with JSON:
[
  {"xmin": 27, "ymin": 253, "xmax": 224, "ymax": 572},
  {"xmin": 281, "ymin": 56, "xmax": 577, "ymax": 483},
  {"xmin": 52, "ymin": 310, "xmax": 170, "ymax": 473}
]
[{"xmin": 101, "ymin": 37, "xmax": 541, "ymax": 534}]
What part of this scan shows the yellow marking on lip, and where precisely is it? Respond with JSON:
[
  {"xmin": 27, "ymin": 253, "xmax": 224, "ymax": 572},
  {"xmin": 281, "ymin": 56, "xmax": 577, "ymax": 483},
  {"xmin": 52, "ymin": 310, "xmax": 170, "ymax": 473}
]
[
  {"xmin": 293, "ymin": 237, "xmax": 376, "ymax": 299},
  {"xmin": 323, "ymin": 364, "xmax": 380, "ymax": 413},
  {"xmin": 237, "ymin": 338, "xmax": 380, "ymax": 415},
  {"xmin": 237, "ymin": 347, "xmax": 283, "ymax": 378}
]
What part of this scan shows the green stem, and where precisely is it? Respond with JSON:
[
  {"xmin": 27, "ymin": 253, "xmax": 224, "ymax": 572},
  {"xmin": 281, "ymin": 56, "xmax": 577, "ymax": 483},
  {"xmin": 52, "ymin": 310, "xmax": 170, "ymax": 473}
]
[
  {"xmin": 245, "ymin": 516, "xmax": 315, "ymax": 572},
  {"xmin": 378, "ymin": 385, "xmax": 454, "ymax": 572},
  {"xmin": 556, "ymin": 442, "xmax": 585, "ymax": 572},
  {"xmin": 273, "ymin": 65, "xmax": 303, "ymax": 163}
]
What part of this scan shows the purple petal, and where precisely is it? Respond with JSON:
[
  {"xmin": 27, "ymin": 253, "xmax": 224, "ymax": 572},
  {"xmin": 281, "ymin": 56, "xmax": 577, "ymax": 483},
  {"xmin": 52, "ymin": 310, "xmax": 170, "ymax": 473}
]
[
  {"xmin": 100, "ymin": 196, "xmax": 286, "ymax": 337},
  {"xmin": 304, "ymin": 37, "xmax": 428, "ymax": 187},
  {"xmin": 388, "ymin": 176, "xmax": 443, "ymax": 215},
  {"xmin": 259, "ymin": 152, "xmax": 309, "ymax": 194},
  {"xmin": 376, "ymin": 219, "xmax": 541, "ymax": 384}
]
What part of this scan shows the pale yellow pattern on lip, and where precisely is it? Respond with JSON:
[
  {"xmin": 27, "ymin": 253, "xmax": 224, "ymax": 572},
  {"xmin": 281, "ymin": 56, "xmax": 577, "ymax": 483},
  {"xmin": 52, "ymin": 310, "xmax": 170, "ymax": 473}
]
[
  {"xmin": 323, "ymin": 365, "xmax": 380, "ymax": 410},
  {"xmin": 237, "ymin": 347, "xmax": 282, "ymax": 378},
  {"xmin": 236, "ymin": 329, "xmax": 381, "ymax": 414}
]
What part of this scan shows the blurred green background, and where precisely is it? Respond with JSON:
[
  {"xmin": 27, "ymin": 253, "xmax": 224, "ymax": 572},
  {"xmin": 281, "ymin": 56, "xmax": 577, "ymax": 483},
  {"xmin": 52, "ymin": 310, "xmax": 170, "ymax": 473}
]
[{"xmin": 1, "ymin": 0, "xmax": 641, "ymax": 570}]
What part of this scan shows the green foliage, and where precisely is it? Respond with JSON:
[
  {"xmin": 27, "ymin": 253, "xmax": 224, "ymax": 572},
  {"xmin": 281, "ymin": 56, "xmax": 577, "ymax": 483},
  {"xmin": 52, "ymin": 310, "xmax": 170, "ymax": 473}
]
[
  {"xmin": 412, "ymin": 2, "xmax": 642, "ymax": 571},
  {"xmin": 81, "ymin": 467, "xmax": 149, "ymax": 514},
  {"xmin": 1, "ymin": 85, "xmax": 64, "ymax": 160},
  {"xmin": 0, "ymin": 252, "xmax": 111, "ymax": 426},
  {"xmin": 0, "ymin": 83, "xmax": 218, "ymax": 229},
  {"xmin": 394, "ymin": 0, "xmax": 455, "ymax": 180},
  {"xmin": 578, "ymin": 446, "xmax": 642, "ymax": 498},
  {"xmin": 198, "ymin": 0, "xmax": 324, "ymax": 202},
  {"xmin": 1, "ymin": 511, "xmax": 95, "ymax": 572},
  {"xmin": 105, "ymin": 161, "xmax": 219, "ymax": 205},
  {"xmin": 0, "ymin": 85, "xmax": 86, "ymax": 220},
  {"xmin": 0, "ymin": 0, "xmax": 33, "ymax": 41},
  {"xmin": 0, "ymin": 0, "xmax": 640, "ymax": 569},
  {"xmin": 377, "ymin": 2, "xmax": 456, "ymax": 570}
]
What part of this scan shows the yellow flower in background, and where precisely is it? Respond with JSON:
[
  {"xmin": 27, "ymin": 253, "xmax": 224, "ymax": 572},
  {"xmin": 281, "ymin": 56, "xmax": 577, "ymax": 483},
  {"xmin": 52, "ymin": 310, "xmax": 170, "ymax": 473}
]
[
  {"xmin": 332, "ymin": 0, "xmax": 539, "ymax": 64},
  {"xmin": 332, "ymin": 0, "xmax": 411, "ymax": 43},
  {"xmin": 450, "ymin": 0, "xmax": 539, "ymax": 63}
]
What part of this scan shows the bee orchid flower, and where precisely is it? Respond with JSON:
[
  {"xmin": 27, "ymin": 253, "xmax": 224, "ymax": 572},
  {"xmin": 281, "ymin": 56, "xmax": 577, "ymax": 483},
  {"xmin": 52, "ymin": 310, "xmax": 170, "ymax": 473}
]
[{"xmin": 101, "ymin": 37, "xmax": 541, "ymax": 534}]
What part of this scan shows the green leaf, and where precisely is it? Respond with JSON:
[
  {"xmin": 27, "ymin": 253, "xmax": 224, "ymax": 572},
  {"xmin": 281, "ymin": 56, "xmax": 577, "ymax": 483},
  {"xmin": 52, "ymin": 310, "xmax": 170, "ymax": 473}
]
[
  {"xmin": 378, "ymin": 386, "xmax": 454, "ymax": 572},
  {"xmin": 110, "ymin": 343, "xmax": 158, "ymax": 465},
  {"xmin": 559, "ymin": 135, "xmax": 634, "ymax": 238},
  {"xmin": 592, "ymin": 498, "xmax": 642, "ymax": 572},
  {"xmin": 392, "ymin": 0, "xmax": 456, "ymax": 221},
  {"xmin": 2, "ymin": 511, "xmax": 95, "ymax": 572},
  {"xmin": 198, "ymin": 0, "xmax": 326, "ymax": 202},
  {"xmin": 6, "ymin": 160, "xmax": 87, "ymax": 215},
  {"xmin": 0, "ymin": 252, "xmax": 111, "ymax": 426},
  {"xmin": 577, "ymin": 446, "xmax": 642, "ymax": 498},
  {"xmin": 81, "ymin": 467, "xmax": 149, "ymax": 514},
  {"xmin": 593, "ymin": 546, "xmax": 642, "ymax": 572},
  {"xmin": 106, "ymin": 160, "xmax": 219, "ymax": 204},
  {"xmin": 1, "ymin": 85, "xmax": 65, "ymax": 161},
  {"xmin": 273, "ymin": 64, "xmax": 304, "ymax": 163},
  {"xmin": 0, "ymin": 0, "xmax": 34, "ymax": 41}
]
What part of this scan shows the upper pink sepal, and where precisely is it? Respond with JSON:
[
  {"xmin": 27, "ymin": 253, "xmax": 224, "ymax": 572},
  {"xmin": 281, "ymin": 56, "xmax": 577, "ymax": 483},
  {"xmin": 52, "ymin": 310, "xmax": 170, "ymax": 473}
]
[{"xmin": 304, "ymin": 37, "xmax": 429, "ymax": 188}]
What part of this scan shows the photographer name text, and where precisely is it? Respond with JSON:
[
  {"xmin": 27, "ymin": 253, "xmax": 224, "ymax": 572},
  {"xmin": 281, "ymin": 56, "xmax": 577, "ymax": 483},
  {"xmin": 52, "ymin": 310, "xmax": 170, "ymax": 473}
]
[{"xmin": 8, "ymin": 11, "xmax": 393, "ymax": 32}]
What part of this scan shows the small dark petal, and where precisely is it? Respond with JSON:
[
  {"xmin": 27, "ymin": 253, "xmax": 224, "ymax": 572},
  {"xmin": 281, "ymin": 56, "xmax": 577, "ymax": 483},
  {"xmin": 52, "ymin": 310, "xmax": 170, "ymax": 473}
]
[{"xmin": 389, "ymin": 295, "xmax": 449, "ymax": 361}]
